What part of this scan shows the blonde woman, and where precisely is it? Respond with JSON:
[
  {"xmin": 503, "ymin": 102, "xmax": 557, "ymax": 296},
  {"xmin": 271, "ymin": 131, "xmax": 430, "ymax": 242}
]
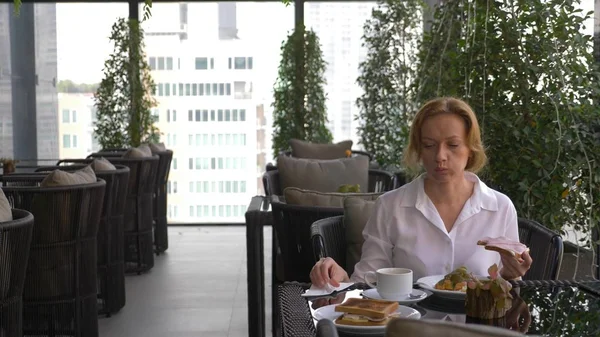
[{"xmin": 310, "ymin": 97, "xmax": 532, "ymax": 288}]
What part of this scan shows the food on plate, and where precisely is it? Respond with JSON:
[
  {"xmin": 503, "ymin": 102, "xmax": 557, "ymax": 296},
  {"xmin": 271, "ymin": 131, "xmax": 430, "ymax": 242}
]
[
  {"xmin": 334, "ymin": 298, "xmax": 399, "ymax": 326},
  {"xmin": 477, "ymin": 236, "xmax": 530, "ymax": 259},
  {"xmin": 434, "ymin": 266, "xmax": 471, "ymax": 292}
]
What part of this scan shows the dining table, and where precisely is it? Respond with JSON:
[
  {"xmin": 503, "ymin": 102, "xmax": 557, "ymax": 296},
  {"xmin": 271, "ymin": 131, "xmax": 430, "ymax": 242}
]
[{"xmin": 277, "ymin": 279, "xmax": 600, "ymax": 337}]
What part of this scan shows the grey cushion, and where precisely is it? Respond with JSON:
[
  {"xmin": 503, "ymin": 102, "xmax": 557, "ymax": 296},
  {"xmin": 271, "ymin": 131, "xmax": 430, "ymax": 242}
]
[
  {"xmin": 91, "ymin": 157, "xmax": 116, "ymax": 171},
  {"xmin": 138, "ymin": 144, "xmax": 153, "ymax": 156},
  {"xmin": 284, "ymin": 187, "xmax": 381, "ymax": 208},
  {"xmin": 290, "ymin": 139, "xmax": 353, "ymax": 160},
  {"xmin": 123, "ymin": 147, "xmax": 152, "ymax": 158},
  {"xmin": 343, "ymin": 196, "xmax": 378, "ymax": 275},
  {"xmin": 149, "ymin": 142, "xmax": 166, "ymax": 153},
  {"xmin": 0, "ymin": 188, "xmax": 12, "ymax": 222},
  {"xmin": 40, "ymin": 165, "xmax": 97, "ymax": 187},
  {"xmin": 386, "ymin": 317, "xmax": 526, "ymax": 337},
  {"xmin": 276, "ymin": 155, "xmax": 369, "ymax": 193}
]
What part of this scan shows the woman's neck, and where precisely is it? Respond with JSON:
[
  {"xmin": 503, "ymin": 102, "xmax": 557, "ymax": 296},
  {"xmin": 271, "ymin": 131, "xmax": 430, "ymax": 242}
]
[{"xmin": 424, "ymin": 174, "xmax": 473, "ymax": 206}]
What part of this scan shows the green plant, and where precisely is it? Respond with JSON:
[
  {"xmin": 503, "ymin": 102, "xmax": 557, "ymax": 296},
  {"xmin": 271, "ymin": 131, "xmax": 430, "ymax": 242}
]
[
  {"xmin": 358, "ymin": 0, "xmax": 600, "ymax": 244},
  {"xmin": 356, "ymin": 0, "xmax": 423, "ymax": 170},
  {"xmin": 272, "ymin": 23, "xmax": 332, "ymax": 158},
  {"xmin": 337, "ymin": 184, "xmax": 361, "ymax": 193},
  {"xmin": 94, "ymin": 18, "xmax": 159, "ymax": 149}
]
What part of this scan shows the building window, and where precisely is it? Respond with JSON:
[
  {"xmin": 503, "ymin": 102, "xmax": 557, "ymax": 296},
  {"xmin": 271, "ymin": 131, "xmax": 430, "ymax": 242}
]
[
  {"xmin": 198, "ymin": 84, "xmax": 204, "ymax": 96},
  {"xmin": 165, "ymin": 84, "xmax": 171, "ymax": 96},
  {"xmin": 195, "ymin": 110, "xmax": 201, "ymax": 122},
  {"xmin": 158, "ymin": 57, "xmax": 165, "ymax": 70},
  {"xmin": 234, "ymin": 57, "xmax": 246, "ymax": 69},
  {"xmin": 158, "ymin": 83, "xmax": 164, "ymax": 96},
  {"xmin": 72, "ymin": 110, "xmax": 77, "ymax": 123},
  {"xmin": 149, "ymin": 57, "xmax": 156, "ymax": 70},
  {"xmin": 233, "ymin": 81, "xmax": 252, "ymax": 99},
  {"xmin": 166, "ymin": 57, "xmax": 173, "ymax": 70},
  {"xmin": 179, "ymin": 83, "xmax": 184, "ymax": 96},
  {"xmin": 188, "ymin": 158, "xmax": 193, "ymax": 170},
  {"xmin": 172, "ymin": 158, "xmax": 177, "ymax": 170},
  {"xmin": 192, "ymin": 83, "xmax": 197, "ymax": 96},
  {"xmin": 188, "ymin": 110, "xmax": 193, "ymax": 121},
  {"xmin": 210, "ymin": 58, "xmax": 214, "ymax": 69},
  {"xmin": 62, "ymin": 109, "xmax": 70, "ymax": 123},
  {"xmin": 247, "ymin": 57, "xmax": 253, "ymax": 70},
  {"xmin": 172, "ymin": 110, "xmax": 177, "ymax": 122},
  {"xmin": 63, "ymin": 134, "xmax": 71, "ymax": 148},
  {"xmin": 72, "ymin": 135, "xmax": 78, "ymax": 148},
  {"xmin": 226, "ymin": 83, "xmax": 231, "ymax": 95},
  {"xmin": 205, "ymin": 83, "xmax": 211, "ymax": 95},
  {"xmin": 185, "ymin": 83, "xmax": 191, "ymax": 96},
  {"xmin": 195, "ymin": 57, "xmax": 208, "ymax": 70},
  {"xmin": 240, "ymin": 109, "xmax": 246, "ymax": 121}
]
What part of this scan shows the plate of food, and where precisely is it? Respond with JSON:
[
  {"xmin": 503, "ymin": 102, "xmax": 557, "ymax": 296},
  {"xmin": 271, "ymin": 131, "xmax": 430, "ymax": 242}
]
[
  {"xmin": 416, "ymin": 266, "xmax": 483, "ymax": 300},
  {"xmin": 313, "ymin": 298, "xmax": 421, "ymax": 333}
]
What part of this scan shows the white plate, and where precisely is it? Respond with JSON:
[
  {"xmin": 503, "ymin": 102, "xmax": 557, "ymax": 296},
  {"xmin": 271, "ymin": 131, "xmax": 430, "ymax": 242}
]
[
  {"xmin": 313, "ymin": 303, "xmax": 421, "ymax": 333},
  {"xmin": 416, "ymin": 275, "xmax": 488, "ymax": 300},
  {"xmin": 362, "ymin": 288, "xmax": 428, "ymax": 304}
]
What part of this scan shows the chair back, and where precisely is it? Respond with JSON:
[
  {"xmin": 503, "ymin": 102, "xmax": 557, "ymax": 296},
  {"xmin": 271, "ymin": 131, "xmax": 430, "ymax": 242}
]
[
  {"xmin": 152, "ymin": 150, "xmax": 173, "ymax": 253},
  {"xmin": 35, "ymin": 164, "xmax": 131, "ymax": 314},
  {"xmin": 88, "ymin": 154, "xmax": 159, "ymax": 273},
  {"xmin": 311, "ymin": 216, "xmax": 346, "ymax": 270},
  {"xmin": 1, "ymin": 177, "xmax": 106, "ymax": 336},
  {"xmin": 271, "ymin": 197, "xmax": 343, "ymax": 283},
  {"xmin": 518, "ymin": 218, "xmax": 563, "ymax": 280},
  {"xmin": 0, "ymin": 209, "xmax": 34, "ymax": 337}
]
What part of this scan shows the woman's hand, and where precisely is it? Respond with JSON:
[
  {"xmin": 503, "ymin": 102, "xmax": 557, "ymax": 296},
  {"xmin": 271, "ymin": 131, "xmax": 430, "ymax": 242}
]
[
  {"xmin": 499, "ymin": 251, "xmax": 533, "ymax": 280},
  {"xmin": 505, "ymin": 294, "xmax": 531, "ymax": 333},
  {"xmin": 310, "ymin": 257, "xmax": 349, "ymax": 288}
]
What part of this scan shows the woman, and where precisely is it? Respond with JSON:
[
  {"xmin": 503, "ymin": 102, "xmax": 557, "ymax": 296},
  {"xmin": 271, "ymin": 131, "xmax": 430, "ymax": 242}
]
[{"xmin": 310, "ymin": 97, "xmax": 532, "ymax": 288}]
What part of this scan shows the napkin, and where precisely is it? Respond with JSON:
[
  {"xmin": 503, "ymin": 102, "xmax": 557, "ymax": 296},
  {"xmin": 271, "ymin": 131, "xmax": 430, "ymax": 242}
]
[{"xmin": 301, "ymin": 282, "xmax": 355, "ymax": 297}]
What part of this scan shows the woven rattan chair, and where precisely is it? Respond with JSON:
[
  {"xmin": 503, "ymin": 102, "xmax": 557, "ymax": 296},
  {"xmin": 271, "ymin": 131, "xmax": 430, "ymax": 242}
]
[
  {"xmin": 0, "ymin": 209, "xmax": 34, "ymax": 337},
  {"xmin": 93, "ymin": 148, "xmax": 173, "ymax": 255},
  {"xmin": 1, "ymin": 176, "xmax": 105, "ymax": 337},
  {"xmin": 39, "ymin": 163, "xmax": 131, "ymax": 316},
  {"xmin": 88, "ymin": 153, "xmax": 159, "ymax": 274}
]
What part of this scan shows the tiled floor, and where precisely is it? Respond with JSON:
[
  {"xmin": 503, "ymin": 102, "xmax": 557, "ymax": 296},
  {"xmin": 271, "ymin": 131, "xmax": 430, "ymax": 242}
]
[{"xmin": 99, "ymin": 226, "xmax": 272, "ymax": 337}]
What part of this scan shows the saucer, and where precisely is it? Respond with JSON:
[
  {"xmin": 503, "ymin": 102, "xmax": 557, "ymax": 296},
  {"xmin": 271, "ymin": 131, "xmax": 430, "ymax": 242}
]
[{"xmin": 362, "ymin": 288, "xmax": 428, "ymax": 304}]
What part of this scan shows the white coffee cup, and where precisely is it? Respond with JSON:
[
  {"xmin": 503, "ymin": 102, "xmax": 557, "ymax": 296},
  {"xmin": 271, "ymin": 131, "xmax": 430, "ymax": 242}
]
[{"xmin": 364, "ymin": 268, "xmax": 413, "ymax": 300}]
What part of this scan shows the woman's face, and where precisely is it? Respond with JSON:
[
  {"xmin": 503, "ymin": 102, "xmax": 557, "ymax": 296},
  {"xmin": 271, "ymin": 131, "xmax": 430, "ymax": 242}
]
[{"xmin": 419, "ymin": 113, "xmax": 471, "ymax": 183}]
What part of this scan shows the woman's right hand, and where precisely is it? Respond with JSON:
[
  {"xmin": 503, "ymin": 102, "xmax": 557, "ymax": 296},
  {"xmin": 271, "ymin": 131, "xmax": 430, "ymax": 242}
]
[{"xmin": 310, "ymin": 257, "xmax": 349, "ymax": 288}]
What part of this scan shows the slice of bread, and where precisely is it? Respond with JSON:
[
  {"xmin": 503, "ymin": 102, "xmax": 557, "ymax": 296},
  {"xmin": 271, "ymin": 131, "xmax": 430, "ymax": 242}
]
[
  {"xmin": 334, "ymin": 298, "xmax": 399, "ymax": 320},
  {"xmin": 477, "ymin": 237, "xmax": 529, "ymax": 259}
]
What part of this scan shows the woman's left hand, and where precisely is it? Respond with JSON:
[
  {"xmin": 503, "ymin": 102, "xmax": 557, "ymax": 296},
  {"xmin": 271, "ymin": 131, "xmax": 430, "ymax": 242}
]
[{"xmin": 499, "ymin": 250, "xmax": 533, "ymax": 280}]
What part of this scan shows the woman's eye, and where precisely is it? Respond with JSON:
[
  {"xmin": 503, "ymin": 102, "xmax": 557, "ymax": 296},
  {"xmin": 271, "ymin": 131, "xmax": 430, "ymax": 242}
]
[
  {"xmin": 448, "ymin": 144, "xmax": 459, "ymax": 148},
  {"xmin": 423, "ymin": 144, "xmax": 434, "ymax": 148}
]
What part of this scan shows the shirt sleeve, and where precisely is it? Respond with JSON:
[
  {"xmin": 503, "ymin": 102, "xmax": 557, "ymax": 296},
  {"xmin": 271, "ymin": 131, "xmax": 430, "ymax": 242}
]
[{"xmin": 350, "ymin": 197, "xmax": 394, "ymax": 282}]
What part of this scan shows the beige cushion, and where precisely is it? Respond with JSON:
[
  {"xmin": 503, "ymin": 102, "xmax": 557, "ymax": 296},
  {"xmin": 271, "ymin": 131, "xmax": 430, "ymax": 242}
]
[
  {"xmin": 40, "ymin": 165, "xmax": 97, "ymax": 187},
  {"xmin": 344, "ymin": 197, "xmax": 378, "ymax": 275},
  {"xmin": 284, "ymin": 187, "xmax": 380, "ymax": 208},
  {"xmin": 277, "ymin": 155, "xmax": 369, "ymax": 193},
  {"xmin": 122, "ymin": 147, "xmax": 152, "ymax": 158},
  {"xmin": 149, "ymin": 142, "xmax": 166, "ymax": 153},
  {"xmin": 290, "ymin": 139, "xmax": 353, "ymax": 160},
  {"xmin": 91, "ymin": 157, "xmax": 116, "ymax": 171},
  {"xmin": 386, "ymin": 317, "xmax": 525, "ymax": 337},
  {"xmin": 0, "ymin": 188, "xmax": 12, "ymax": 222}
]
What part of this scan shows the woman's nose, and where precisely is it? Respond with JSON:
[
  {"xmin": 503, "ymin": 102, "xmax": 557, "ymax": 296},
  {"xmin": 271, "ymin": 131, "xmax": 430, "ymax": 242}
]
[{"xmin": 436, "ymin": 146, "xmax": 447, "ymax": 162}]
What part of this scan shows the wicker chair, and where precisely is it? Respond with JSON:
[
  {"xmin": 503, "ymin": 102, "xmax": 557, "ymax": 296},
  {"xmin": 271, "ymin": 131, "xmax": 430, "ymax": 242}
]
[
  {"xmin": 94, "ymin": 148, "xmax": 173, "ymax": 255},
  {"xmin": 38, "ymin": 163, "xmax": 131, "ymax": 316},
  {"xmin": 1, "ymin": 176, "xmax": 105, "ymax": 337},
  {"xmin": 88, "ymin": 153, "xmax": 159, "ymax": 274},
  {"xmin": 311, "ymin": 216, "xmax": 564, "ymax": 280},
  {"xmin": 0, "ymin": 209, "xmax": 34, "ymax": 337},
  {"xmin": 262, "ymin": 169, "xmax": 394, "ymax": 197}
]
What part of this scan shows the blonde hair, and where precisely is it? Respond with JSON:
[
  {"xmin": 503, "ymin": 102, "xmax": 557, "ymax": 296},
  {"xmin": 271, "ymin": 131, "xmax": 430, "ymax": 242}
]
[{"xmin": 403, "ymin": 97, "xmax": 487, "ymax": 174}]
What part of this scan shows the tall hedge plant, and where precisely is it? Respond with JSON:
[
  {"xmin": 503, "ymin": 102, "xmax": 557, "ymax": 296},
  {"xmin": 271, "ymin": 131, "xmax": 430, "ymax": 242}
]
[
  {"xmin": 94, "ymin": 18, "xmax": 160, "ymax": 149},
  {"xmin": 358, "ymin": 0, "xmax": 600, "ymax": 239},
  {"xmin": 272, "ymin": 23, "xmax": 332, "ymax": 158}
]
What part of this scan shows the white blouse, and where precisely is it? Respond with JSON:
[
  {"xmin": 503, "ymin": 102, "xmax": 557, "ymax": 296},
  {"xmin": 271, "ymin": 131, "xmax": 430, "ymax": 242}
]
[{"xmin": 350, "ymin": 172, "xmax": 519, "ymax": 282}]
